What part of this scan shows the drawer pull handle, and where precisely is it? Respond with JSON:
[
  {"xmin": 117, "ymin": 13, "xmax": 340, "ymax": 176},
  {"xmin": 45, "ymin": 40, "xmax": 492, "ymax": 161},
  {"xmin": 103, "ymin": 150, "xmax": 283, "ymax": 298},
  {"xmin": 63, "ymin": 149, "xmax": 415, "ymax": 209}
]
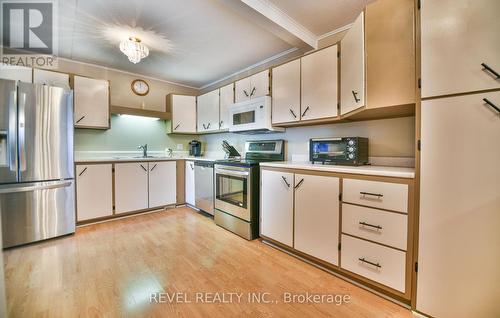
[
  {"xmin": 174, "ymin": 123, "xmax": 180, "ymax": 130},
  {"xmin": 360, "ymin": 191, "xmax": 384, "ymax": 198},
  {"xmin": 243, "ymin": 90, "xmax": 249, "ymax": 97},
  {"xmin": 150, "ymin": 164, "xmax": 157, "ymax": 171},
  {"xmin": 289, "ymin": 109, "xmax": 297, "ymax": 118},
  {"xmin": 281, "ymin": 176, "xmax": 290, "ymax": 188},
  {"xmin": 358, "ymin": 257, "xmax": 381, "ymax": 268},
  {"xmin": 481, "ymin": 63, "xmax": 500, "ymax": 79},
  {"xmin": 359, "ymin": 221, "xmax": 383, "ymax": 230},
  {"xmin": 250, "ymin": 87, "xmax": 256, "ymax": 97},
  {"xmin": 78, "ymin": 167, "xmax": 87, "ymax": 176},
  {"xmin": 140, "ymin": 164, "xmax": 147, "ymax": 172},
  {"xmin": 483, "ymin": 98, "xmax": 500, "ymax": 113},
  {"xmin": 76, "ymin": 115, "xmax": 85, "ymax": 123},
  {"xmin": 294, "ymin": 178, "xmax": 304, "ymax": 189}
]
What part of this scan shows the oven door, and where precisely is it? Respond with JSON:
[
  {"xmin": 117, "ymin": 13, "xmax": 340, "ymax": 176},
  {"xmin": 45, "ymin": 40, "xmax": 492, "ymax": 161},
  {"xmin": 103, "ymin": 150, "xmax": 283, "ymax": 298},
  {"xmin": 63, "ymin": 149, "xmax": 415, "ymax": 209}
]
[{"xmin": 215, "ymin": 165, "xmax": 251, "ymax": 221}]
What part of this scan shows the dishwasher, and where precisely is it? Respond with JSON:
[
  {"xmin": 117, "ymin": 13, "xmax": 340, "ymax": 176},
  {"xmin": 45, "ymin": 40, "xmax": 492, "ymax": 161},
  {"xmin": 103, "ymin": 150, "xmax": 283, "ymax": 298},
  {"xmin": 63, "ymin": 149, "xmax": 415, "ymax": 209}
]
[{"xmin": 194, "ymin": 161, "xmax": 214, "ymax": 215}]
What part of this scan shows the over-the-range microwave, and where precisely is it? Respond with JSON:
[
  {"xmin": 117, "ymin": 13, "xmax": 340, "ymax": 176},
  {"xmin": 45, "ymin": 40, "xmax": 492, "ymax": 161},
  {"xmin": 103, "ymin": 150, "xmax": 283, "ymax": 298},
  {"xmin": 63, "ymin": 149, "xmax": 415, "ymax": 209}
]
[
  {"xmin": 310, "ymin": 137, "xmax": 369, "ymax": 166},
  {"xmin": 228, "ymin": 96, "xmax": 285, "ymax": 134}
]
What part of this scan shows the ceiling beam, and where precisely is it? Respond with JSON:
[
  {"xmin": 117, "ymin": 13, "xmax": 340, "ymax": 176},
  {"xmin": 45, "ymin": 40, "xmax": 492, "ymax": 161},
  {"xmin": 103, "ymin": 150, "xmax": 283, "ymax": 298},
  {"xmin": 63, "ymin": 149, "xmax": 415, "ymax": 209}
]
[{"xmin": 217, "ymin": 0, "xmax": 318, "ymax": 50}]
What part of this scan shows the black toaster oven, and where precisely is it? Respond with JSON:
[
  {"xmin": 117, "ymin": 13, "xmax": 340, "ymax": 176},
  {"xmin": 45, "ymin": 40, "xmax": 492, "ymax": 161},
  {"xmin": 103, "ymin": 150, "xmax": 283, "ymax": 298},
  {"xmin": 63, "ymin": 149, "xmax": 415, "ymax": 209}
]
[{"xmin": 309, "ymin": 137, "xmax": 368, "ymax": 166}]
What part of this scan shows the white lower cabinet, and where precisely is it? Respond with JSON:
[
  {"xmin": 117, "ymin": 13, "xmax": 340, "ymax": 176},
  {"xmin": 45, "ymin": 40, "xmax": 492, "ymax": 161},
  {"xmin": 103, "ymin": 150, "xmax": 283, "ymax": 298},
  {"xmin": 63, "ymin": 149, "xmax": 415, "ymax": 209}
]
[
  {"xmin": 341, "ymin": 234, "xmax": 406, "ymax": 292},
  {"xmin": 149, "ymin": 161, "xmax": 177, "ymax": 208},
  {"xmin": 294, "ymin": 174, "xmax": 339, "ymax": 265},
  {"xmin": 260, "ymin": 169, "xmax": 294, "ymax": 247},
  {"xmin": 185, "ymin": 160, "xmax": 195, "ymax": 206},
  {"xmin": 76, "ymin": 164, "xmax": 113, "ymax": 221},
  {"xmin": 114, "ymin": 162, "xmax": 149, "ymax": 214}
]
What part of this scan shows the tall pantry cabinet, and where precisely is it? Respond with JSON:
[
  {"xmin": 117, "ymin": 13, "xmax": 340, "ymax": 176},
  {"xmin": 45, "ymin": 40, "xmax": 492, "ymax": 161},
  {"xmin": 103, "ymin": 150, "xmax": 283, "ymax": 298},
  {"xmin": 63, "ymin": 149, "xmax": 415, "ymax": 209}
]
[{"xmin": 417, "ymin": 1, "xmax": 500, "ymax": 318}]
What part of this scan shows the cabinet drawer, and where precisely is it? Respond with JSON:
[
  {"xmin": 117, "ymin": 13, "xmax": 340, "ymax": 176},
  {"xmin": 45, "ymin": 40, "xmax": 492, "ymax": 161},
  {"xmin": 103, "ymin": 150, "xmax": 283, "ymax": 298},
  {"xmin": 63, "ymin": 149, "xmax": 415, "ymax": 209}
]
[
  {"xmin": 343, "ymin": 179, "xmax": 408, "ymax": 213},
  {"xmin": 342, "ymin": 204, "xmax": 407, "ymax": 250},
  {"xmin": 341, "ymin": 234, "xmax": 406, "ymax": 292}
]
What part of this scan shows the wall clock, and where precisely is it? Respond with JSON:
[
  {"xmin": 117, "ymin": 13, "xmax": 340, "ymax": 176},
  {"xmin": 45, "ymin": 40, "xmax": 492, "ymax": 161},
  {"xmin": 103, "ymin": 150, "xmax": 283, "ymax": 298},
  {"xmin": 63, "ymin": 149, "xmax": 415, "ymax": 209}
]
[{"xmin": 131, "ymin": 79, "xmax": 149, "ymax": 96}]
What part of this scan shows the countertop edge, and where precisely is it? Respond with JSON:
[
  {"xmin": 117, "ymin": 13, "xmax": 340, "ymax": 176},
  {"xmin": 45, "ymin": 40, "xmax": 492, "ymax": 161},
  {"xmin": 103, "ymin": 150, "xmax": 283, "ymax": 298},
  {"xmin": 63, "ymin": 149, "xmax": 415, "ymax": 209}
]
[{"xmin": 259, "ymin": 162, "xmax": 415, "ymax": 179}]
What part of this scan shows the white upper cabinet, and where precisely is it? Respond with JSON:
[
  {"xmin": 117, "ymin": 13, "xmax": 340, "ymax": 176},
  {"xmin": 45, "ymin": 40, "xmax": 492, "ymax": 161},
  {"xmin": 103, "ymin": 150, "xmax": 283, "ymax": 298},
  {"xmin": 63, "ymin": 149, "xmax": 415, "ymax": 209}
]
[
  {"xmin": 272, "ymin": 59, "xmax": 301, "ymax": 124},
  {"xmin": 197, "ymin": 89, "xmax": 220, "ymax": 132},
  {"xmin": 341, "ymin": 12, "xmax": 365, "ymax": 115},
  {"xmin": 0, "ymin": 65, "xmax": 32, "ymax": 82},
  {"xmin": 114, "ymin": 162, "xmax": 149, "ymax": 214},
  {"xmin": 234, "ymin": 70, "xmax": 270, "ymax": 103},
  {"xmin": 33, "ymin": 69, "xmax": 70, "ymax": 89},
  {"xmin": 260, "ymin": 169, "xmax": 294, "ymax": 247},
  {"xmin": 301, "ymin": 45, "xmax": 338, "ymax": 120},
  {"xmin": 148, "ymin": 161, "xmax": 177, "ymax": 208},
  {"xmin": 76, "ymin": 164, "xmax": 113, "ymax": 221},
  {"xmin": 294, "ymin": 174, "xmax": 340, "ymax": 265},
  {"xmin": 421, "ymin": 0, "xmax": 500, "ymax": 98},
  {"xmin": 219, "ymin": 83, "xmax": 234, "ymax": 130},
  {"xmin": 185, "ymin": 160, "xmax": 195, "ymax": 206},
  {"xmin": 168, "ymin": 94, "xmax": 197, "ymax": 133},
  {"xmin": 73, "ymin": 75, "xmax": 110, "ymax": 129}
]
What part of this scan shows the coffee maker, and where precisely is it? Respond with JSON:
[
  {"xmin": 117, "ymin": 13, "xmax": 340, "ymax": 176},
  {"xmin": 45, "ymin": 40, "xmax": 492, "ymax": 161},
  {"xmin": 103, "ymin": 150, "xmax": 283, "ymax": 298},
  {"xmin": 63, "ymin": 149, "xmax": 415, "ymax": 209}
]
[{"xmin": 189, "ymin": 140, "xmax": 202, "ymax": 157}]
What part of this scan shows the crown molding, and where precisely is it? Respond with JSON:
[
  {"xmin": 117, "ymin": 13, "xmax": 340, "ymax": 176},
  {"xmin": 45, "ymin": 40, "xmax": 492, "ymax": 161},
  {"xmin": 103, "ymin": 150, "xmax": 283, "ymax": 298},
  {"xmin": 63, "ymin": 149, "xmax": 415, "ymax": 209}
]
[{"xmin": 318, "ymin": 23, "xmax": 353, "ymax": 41}]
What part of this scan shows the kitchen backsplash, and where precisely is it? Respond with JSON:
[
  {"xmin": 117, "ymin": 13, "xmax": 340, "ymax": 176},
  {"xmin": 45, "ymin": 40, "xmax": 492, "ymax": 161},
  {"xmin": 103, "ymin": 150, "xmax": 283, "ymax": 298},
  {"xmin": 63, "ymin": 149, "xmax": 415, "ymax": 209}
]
[{"xmin": 200, "ymin": 116, "xmax": 416, "ymax": 167}]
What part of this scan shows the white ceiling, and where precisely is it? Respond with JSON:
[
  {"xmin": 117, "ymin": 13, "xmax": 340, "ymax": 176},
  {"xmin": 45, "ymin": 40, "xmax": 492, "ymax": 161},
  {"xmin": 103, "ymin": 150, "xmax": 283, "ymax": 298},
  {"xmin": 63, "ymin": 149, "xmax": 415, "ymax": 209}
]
[
  {"xmin": 268, "ymin": 0, "xmax": 371, "ymax": 36},
  {"xmin": 57, "ymin": 0, "xmax": 369, "ymax": 88}
]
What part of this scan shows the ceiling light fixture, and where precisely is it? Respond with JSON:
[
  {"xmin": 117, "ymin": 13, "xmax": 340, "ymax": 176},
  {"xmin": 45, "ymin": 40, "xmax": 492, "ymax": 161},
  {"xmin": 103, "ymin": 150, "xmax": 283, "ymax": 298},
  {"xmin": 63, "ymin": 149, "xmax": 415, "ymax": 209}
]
[{"xmin": 119, "ymin": 37, "xmax": 149, "ymax": 64}]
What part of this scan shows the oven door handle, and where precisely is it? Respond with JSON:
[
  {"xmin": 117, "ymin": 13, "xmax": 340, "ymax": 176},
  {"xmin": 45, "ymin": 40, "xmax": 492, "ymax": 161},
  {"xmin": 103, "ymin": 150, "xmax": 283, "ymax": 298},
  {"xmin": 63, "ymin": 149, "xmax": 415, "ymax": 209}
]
[{"xmin": 215, "ymin": 168, "xmax": 249, "ymax": 177}]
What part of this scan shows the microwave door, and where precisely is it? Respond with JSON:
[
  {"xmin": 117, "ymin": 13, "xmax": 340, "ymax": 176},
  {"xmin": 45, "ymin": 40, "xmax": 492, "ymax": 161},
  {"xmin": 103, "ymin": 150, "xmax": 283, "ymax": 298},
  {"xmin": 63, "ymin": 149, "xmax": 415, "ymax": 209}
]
[
  {"xmin": 0, "ymin": 79, "xmax": 18, "ymax": 184},
  {"xmin": 18, "ymin": 83, "xmax": 74, "ymax": 183}
]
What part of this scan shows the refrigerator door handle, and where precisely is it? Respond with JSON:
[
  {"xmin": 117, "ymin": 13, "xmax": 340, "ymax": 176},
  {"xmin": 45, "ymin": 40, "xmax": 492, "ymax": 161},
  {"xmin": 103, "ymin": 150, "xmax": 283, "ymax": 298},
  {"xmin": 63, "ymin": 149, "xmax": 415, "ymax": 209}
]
[
  {"xmin": 0, "ymin": 180, "xmax": 72, "ymax": 194},
  {"xmin": 8, "ymin": 90, "xmax": 17, "ymax": 172},
  {"xmin": 18, "ymin": 92, "xmax": 26, "ymax": 172}
]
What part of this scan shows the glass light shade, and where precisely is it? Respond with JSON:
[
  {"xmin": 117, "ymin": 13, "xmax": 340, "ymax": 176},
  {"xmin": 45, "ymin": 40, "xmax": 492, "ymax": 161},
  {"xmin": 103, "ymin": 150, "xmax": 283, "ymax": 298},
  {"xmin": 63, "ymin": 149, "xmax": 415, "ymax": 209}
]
[{"xmin": 119, "ymin": 37, "xmax": 149, "ymax": 64}]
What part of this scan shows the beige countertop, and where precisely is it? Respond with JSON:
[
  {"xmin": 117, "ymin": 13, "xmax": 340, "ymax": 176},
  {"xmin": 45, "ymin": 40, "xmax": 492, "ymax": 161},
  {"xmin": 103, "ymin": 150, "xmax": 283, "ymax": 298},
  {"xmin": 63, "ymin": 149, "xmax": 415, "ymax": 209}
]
[
  {"xmin": 74, "ymin": 156, "xmax": 220, "ymax": 164},
  {"xmin": 259, "ymin": 161, "xmax": 415, "ymax": 179}
]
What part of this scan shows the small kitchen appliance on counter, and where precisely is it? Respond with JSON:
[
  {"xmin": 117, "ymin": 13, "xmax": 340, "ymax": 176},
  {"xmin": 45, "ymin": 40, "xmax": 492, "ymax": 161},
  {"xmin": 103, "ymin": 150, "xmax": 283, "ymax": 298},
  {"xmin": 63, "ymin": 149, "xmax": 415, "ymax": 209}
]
[
  {"xmin": 214, "ymin": 140, "xmax": 285, "ymax": 240},
  {"xmin": 189, "ymin": 140, "xmax": 202, "ymax": 156},
  {"xmin": 310, "ymin": 137, "xmax": 368, "ymax": 166}
]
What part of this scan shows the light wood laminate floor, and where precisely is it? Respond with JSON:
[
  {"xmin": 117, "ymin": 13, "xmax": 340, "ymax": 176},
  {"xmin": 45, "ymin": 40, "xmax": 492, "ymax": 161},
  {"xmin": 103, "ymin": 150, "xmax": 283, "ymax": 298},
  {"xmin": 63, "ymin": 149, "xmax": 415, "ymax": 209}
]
[{"xmin": 4, "ymin": 207, "xmax": 415, "ymax": 317}]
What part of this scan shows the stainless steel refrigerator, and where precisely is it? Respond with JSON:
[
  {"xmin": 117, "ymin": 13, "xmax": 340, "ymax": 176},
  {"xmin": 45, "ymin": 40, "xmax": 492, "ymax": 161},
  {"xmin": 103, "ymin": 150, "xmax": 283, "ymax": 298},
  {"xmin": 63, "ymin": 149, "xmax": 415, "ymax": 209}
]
[{"xmin": 0, "ymin": 79, "xmax": 75, "ymax": 248}]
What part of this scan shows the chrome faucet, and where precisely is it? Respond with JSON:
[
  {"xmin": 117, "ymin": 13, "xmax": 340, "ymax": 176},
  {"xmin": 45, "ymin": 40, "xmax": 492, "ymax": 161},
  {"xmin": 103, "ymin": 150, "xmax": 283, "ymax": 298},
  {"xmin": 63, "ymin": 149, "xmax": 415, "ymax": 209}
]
[{"xmin": 138, "ymin": 144, "xmax": 148, "ymax": 157}]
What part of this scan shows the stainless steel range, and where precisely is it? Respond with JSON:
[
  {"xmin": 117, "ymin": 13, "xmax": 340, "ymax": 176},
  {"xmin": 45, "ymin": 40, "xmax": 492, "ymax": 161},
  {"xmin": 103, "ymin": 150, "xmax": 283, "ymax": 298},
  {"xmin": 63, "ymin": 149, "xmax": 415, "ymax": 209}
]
[{"xmin": 214, "ymin": 140, "xmax": 284, "ymax": 240}]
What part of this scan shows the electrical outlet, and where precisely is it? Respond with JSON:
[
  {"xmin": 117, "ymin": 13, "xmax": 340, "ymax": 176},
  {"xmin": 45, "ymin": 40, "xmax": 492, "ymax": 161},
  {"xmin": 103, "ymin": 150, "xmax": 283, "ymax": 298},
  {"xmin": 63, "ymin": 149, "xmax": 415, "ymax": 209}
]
[{"xmin": 177, "ymin": 144, "xmax": 183, "ymax": 150}]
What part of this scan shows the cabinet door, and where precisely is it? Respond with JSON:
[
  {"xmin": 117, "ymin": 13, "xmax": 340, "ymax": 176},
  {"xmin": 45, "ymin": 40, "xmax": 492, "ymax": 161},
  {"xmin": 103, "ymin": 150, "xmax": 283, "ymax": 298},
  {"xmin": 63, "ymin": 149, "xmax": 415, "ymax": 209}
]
[
  {"xmin": 417, "ymin": 91, "xmax": 500, "ymax": 318},
  {"xmin": 234, "ymin": 76, "xmax": 251, "ymax": 103},
  {"xmin": 76, "ymin": 164, "xmax": 113, "ymax": 221},
  {"xmin": 301, "ymin": 45, "xmax": 338, "ymax": 120},
  {"xmin": 260, "ymin": 169, "xmax": 294, "ymax": 247},
  {"xmin": 421, "ymin": 0, "xmax": 500, "ymax": 98},
  {"xmin": 185, "ymin": 160, "xmax": 195, "ymax": 205},
  {"xmin": 33, "ymin": 69, "xmax": 69, "ymax": 89},
  {"xmin": 73, "ymin": 76, "xmax": 109, "ymax": 129},
  {"xmin": 171, "ymin": 95, "xmax": 196, "ymax": 133},
  {"xmin": 149, "ymin": 161, "xmax": 177, "ymax": 208},
  {"xmin": 272, "ymin": 59, "xmax": 301, "ymax": 124},
  {"xmin": 197, "ymin": 90, "xmax": 220, "ymax": 132},
  {"xmin": 365, "ymin": 0, "xmax": 415, "ymax": 109},
  {"xmin": 341, "ymin": 12, "xmax": 365, "ymax": 115},
  {"xmin": 294, "ymin": 174, "xmax": 339, "ymax": 265},
  {"xmin": 114, "ymin": 162, "xmax": 149, "ymax": 214},
  {"xmin": 0, "ymin": 65, "xmax": 32, "ymax": 82},
  {"xmin": 219, "ymin": 83, "xmax": 233, "ymax": 130},
  {"xmin": 249, "ymin": 69, "xmax": 269, "ymax": 99}
]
